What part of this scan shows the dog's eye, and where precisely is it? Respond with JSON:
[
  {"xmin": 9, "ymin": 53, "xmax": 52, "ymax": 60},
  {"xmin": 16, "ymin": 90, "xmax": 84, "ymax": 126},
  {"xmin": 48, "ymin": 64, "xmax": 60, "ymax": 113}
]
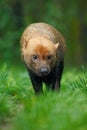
[
  {"xmin": 47, "ymin": 55, "xmax": 53, "ymax": 60},
  {"xmin": 32, "ymin": 55, "xmax": 38, "ymax": 60}
]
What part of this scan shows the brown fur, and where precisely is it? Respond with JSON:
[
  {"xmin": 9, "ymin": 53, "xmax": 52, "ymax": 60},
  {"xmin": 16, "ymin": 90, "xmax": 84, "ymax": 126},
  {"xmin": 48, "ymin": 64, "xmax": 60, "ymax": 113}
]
[
  {"xmin": 20, "ymin": 22, "xmax": 66, "ymax": 94},
  {"xmin": 22, "ymin": 36, "xmax": 58, "ymax": 76}
]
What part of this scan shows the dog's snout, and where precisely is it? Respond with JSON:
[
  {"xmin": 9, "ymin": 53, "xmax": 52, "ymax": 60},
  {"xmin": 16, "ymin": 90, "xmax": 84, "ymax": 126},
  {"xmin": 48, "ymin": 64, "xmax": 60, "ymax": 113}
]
[{"xmin": 40, "ymin": 67, "xmax": 49, "ymax": 75}]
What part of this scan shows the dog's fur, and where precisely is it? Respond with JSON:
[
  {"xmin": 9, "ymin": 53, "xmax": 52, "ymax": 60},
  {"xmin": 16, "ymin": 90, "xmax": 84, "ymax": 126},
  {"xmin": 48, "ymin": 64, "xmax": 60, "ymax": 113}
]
[{"xmin": 20, "ymin": 23, "xmax": 66, "ymax": 94}]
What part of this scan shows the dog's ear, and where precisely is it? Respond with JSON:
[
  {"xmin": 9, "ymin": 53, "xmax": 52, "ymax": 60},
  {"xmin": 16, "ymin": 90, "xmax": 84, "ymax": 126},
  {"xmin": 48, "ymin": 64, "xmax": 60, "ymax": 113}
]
[{"xmin": 55, "ymin": 42, "xmax": 59, "ymax": 49}]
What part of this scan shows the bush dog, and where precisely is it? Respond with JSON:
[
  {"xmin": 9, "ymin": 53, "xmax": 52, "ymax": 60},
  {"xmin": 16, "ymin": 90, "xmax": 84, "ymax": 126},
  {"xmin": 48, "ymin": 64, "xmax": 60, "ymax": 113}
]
[{"xmin": 20, "ymin": 22, "xmax": 66, "ymax": 94}]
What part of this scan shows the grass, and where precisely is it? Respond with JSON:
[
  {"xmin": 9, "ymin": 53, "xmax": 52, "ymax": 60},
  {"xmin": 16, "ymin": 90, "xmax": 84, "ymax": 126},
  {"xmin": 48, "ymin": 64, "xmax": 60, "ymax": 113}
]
[{"xmin": 0, "ymin": 63, "xmax": 87, "ymax": 130}]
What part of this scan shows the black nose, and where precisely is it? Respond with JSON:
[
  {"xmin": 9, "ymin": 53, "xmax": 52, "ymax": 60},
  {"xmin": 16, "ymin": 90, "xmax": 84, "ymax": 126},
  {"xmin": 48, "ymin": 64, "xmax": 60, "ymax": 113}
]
[{"xmin": 40, "ymin": 67, "xmax": 49, "ymax": 75}]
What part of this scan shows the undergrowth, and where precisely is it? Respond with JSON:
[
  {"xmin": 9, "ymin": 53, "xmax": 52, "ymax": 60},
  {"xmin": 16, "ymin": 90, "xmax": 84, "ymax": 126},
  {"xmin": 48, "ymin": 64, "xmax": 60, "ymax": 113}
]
[{"xmin": 0, "ymin": 64, "xmax": 87, "ymax": 130}]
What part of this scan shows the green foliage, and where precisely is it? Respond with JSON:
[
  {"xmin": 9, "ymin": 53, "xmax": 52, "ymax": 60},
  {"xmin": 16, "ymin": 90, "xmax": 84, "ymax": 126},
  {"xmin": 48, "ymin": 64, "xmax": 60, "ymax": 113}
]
[
  {"xmin": 43, "ymin": 1, "xmax": 66, "ymax": 32},
  {"xmin": 0, "ymin": 0, "xmax": 87, "ymax": 65},
  {"xmin": 0, "ymin": 1, "xmax": 22, "ymax": 62},
  {"xmin": 0, "ymin": 64, "xmax": 31, "ymax": 125},
  {"xmin": 0, "ymin": 64, "xmax": 87, "ymax": 130},
  {"xmin": 15, "ymin": 92, "xmax": 87, "ymax": 130},
  {"xmin": 70, "ymin": 74, "xmax": 87, "ymax": 93}
]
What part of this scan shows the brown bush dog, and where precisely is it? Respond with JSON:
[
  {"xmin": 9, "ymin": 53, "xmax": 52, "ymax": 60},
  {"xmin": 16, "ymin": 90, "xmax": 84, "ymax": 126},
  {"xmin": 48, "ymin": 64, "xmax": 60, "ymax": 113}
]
[{"xmin": 20, "ymin": 23, "xmax": 66, "ymax": 94}]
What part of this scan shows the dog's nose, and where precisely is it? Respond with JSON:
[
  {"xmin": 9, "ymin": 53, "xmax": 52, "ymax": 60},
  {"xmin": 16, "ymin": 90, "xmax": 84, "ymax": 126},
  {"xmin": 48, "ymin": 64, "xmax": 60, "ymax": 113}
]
[{"xmin": 40, "ymin": 67, "xmax": 49, "ymax": 75}]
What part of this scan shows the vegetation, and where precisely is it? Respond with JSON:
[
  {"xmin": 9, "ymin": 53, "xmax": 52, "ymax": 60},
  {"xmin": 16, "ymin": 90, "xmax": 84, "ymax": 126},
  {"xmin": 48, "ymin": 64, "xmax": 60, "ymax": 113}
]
[
  {"xmin": 0, "ymin": 0, "xmax": 87, "ymax": 130},
  {"xmin": 0, "ymin": 0, "xmax": 87, "ymax": 65},
  {"xmin": 0, "ymin": 64, "xmax": 87, "ymax": 130}
]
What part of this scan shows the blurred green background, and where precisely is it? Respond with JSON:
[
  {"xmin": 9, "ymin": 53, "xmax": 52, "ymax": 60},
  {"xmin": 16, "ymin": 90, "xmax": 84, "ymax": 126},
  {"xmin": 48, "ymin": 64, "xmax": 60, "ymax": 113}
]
[{"xmin": 0, "ymin": 0, "xmax": 87, "ymax": 66}]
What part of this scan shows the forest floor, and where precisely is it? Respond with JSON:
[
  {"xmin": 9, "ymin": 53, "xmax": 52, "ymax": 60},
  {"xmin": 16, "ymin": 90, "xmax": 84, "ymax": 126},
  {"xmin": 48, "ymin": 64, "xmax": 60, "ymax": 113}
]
[{"xmin": 0, "ymin": 63, "xmax": 87, "ymax": 130}]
